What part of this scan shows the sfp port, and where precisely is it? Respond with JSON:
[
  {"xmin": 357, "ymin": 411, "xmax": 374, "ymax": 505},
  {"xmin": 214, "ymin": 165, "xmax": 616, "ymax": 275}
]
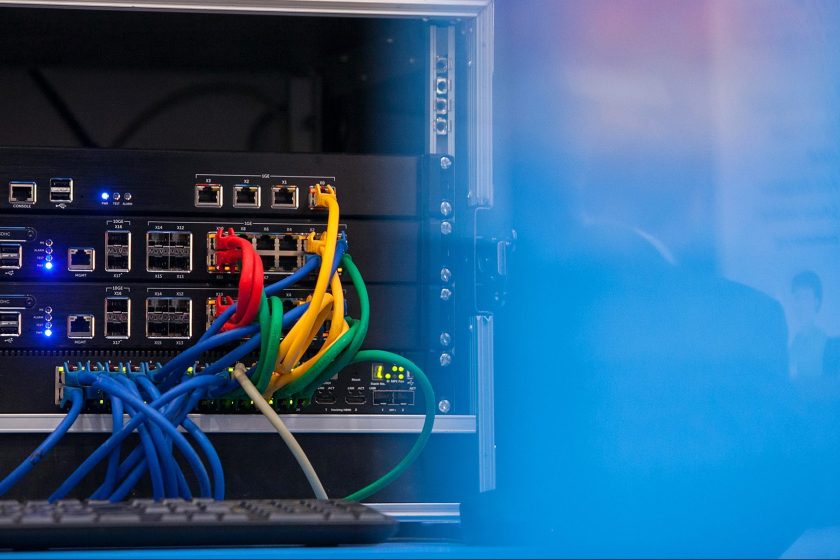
[
  {"xmin": 105, "ymin": 230, "xmax": 131, "ymax": 272},
  {"xmin": 146, "ymin": 231, "xmax": 192, "ymax": 272},
  {"xmin": 0, "ymin": 311, "xmax": 21, "ymax": 337},
  {"xmin": 271, "ymin": 185, "xmax": 298, "ymax": 209},
  {"xmin": 67, "ymin": 248, "xmax": 95, "ymax": 272},
  {"xmin": 233, "ymin": 184, "xmax": 261, "ymax": 208},
  {"xmin": 104, "ymin": 297, "xmax": 130, "ymax": 339},
  {"xmin": 0, "ymin": 244, "xmax": 22, "ymax": 269},
  {"xmin": 372, "ymin": 390, "xmax": 392, "ymax": 406},
  {"xmin": 146, "ymin": 297, "xmax": 192, "ymax": 339},
  {"xmin": 195, "ymin": 183, "xmax": 222, "ymax": 207},
  {"xmin": 67, "ymin": 314, "xmax": 94, "ymax": 339},
  {"xmin": 49, "ymin": 178, "xmax": 73, "ymax": 203},
  {"xmin": 9, "ymin": 181, "xmax": 36, "ymax": 204}
]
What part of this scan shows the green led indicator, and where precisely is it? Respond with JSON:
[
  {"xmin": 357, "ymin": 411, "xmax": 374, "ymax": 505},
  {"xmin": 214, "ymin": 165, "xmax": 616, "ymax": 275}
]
[
  {"xmin": 385, "ymin": 373, "xmax": 391, "ymax": 379},
  {"xmin": 398, "ymin": 366, "xmax": 404, "ymax": 372},
  {"xmin": 391, "ymin": 365, "xmax": 398, "ymax": 372},
  {"xmin": 398, "ymin": 373, "xmax": 405, "ymax": 380}
]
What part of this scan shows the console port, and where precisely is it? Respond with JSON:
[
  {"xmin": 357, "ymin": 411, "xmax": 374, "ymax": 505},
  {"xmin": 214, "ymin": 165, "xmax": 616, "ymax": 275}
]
[
  {"xmin": 67, "ymin": 314, "xmax": 94, "ymax": 339},
  {"xmin": 314, "ymin": 387, "xmax": 336, "ymax": 405},
  {"xmin": 146, "ymin": 297, "xmax": 192, "ymax": 339},
  {"xmin": 0, "ymin": 312, "xmax": 21, "ymax": 337},
  {"xmin": 104, "ymin": 297, "xmax": 130, "ymax": 339},
  {"xmin": 9, "ymin": 181, "xmax": 36, "ymax": 204},
  {"xmin": 278, "ymin": 234, "xmax": 298, "ymax": 251},
  {"xmin": 345, "ymin": 390, "xmax": 367, "ymax": 406},
  {"xmin": 67, "ymin": 248, "xmax": 95, "ymax": 271},
  {"xmin": 195, "ymin": 183, "xmax": 222, "ymax": 208},
  {"xmin": 271, "ymin": 185, "xmax": 298, "ymax": 209},
  {"xmin": 256, "ymin": 234, "xmax": 275, "ymax": 251},
  {"xmin": 233, "ymin": 184, "xmax": 261, "ymax": 208},
  {"xmin": 146, "ymin": 231, "xmax": 192, "ymax": 272},
  {"xmin": 105, "ymin": 231, "xmax": 131, "ymax": 272},
  {"xmin": 49, "ymin": 178, "xmax": 73, "ymax": 203},
  {"xmin": 0, "ymin": 244, "xmax": 22, "ymax": 269}
]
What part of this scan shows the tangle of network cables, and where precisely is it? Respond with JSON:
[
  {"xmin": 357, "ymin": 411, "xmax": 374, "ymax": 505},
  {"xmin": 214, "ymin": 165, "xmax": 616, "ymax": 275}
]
[{"xmin": 0, "ymin": 185, "xmax": 435, "ymax": 503}]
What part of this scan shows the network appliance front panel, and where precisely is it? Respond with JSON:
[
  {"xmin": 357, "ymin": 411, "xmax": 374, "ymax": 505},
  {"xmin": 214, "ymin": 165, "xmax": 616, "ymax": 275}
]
[{"xmin": 0, "ymin": 147, "xmax": 459, "ymax": 420}]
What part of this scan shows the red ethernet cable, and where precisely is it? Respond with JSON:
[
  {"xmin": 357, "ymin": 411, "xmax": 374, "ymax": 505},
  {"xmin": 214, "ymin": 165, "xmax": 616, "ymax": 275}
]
[{"xmin": 213, "ymin": 228, "xmax": 264, "ymax": 331}]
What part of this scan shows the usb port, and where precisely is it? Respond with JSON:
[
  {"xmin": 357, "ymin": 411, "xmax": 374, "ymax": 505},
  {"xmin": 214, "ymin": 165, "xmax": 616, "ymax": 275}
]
[
  {"xmin": 0, "ymin": 311, "xmax": 21, "ymax": 337},
  {"xmin": 49, "ymin": 178, "xmax": 73, "ymax": 203},
  {"xmin": 9, "ymin": 181, "xmax": 36, "ymax": 204},
  {"xmin": 67, "ymin": 248, "xmax": 95, "ymax": 272},
  {"xmin": 271, "ymin": 185, "xmax": 298, "ymax": 209},
  {"xmin": 0, "ymin": 244, "xmax": 22, "ymax": 269},
  {"xmin": 195, "ymin": 183, "xmax": 222, "ymax": 207},
  {"xmin": 233, "ymin": 184, "xmax": 261, "ymax": 208}
]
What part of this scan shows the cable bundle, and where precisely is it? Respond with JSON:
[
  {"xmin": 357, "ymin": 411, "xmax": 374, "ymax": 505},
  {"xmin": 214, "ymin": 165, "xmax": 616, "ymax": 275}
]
[{"xmin": 0, "ymin": 185, "xmax": 436, "ymax": 503}]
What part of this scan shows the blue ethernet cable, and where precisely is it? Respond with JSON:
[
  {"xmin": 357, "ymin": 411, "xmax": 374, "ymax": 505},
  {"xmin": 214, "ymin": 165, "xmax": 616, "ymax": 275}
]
[
  {"xmin": 152, "ymin": 324, "xmax": 259, "ymax": 386},
  {"xmin": 0, "ymin": 387, "xmax": 84, "ymax": 497},
  {"xmin": 49, "ymin": 374, "xmax": 223, "ymax": 502},
  {"xmin": 117, "ymin": 376, "xmax": 176, "ymax": 498},
  {"xmin": 96, "ymin": 390, "xmax": 193, "ymax": 501},
  {"xmin": 136, "ymin": 375, "xmax": 225, "ymax": 500},
  {"xmin": 93, "ymin": 393, "xmax": 124, "ymax": 500},
  {"xmin": 113, "ymin": 380, "xmax": 165, "ymax": 501},
  {"xmin": 91, "ymin": 377, "xmax": 212, "ymax": 498}
]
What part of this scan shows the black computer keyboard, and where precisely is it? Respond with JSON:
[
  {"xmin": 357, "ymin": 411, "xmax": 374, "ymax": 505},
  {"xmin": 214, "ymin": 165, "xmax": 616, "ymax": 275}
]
[{"xmin": 0, "ymin": 498, "xmax": 398, "ymax": 549}]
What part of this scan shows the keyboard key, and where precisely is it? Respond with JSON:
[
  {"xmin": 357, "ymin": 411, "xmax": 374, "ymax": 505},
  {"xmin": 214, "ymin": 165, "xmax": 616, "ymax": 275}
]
[
  {"xmin": 189, "ymin": 513, "xmax": 219, "ymax": 523},
  {"xmin": 97, "ymin": 514, "xmax": 141, "ymax": 523}
]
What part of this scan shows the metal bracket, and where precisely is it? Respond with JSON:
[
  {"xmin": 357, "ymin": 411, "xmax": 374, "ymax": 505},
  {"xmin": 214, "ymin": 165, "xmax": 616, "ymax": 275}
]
[
  {"xmin": 475, "ymin": 229, "xmax": 515, "ymax": 312},
  {"xmin": 428, "ymin": 24, "xmax": 456, "ymax": 155}
]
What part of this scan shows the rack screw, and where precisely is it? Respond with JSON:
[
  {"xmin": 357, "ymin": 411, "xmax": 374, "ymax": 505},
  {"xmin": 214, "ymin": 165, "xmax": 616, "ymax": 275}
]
[
  {"xmin": 440, "ymin": 268, "xmax": 452, "ymax": 282},
  {"xmin": 440, "ymin": 201, "xmax": 452, "ymax": 217},
  {"xmin": 440, "ymin": 288, "xmax": 452, "ymax": 301},
  {"xmin": 440, "ymin": 221, "xmax": 452, "ymax": 235},
  {"xmin": 439, "ymin": 353, "xmax": 452, "ymax": 367},
  {"xmin": 440, "ymin": 156, "xmax": 452, "ymax": 170},
  {"xmin": 439, "ymin": 332, "xmax": 452, "ymax": 347},
  {"xmin": 438, "ymin": 399, "xmax": 451, "ymax": 413}
]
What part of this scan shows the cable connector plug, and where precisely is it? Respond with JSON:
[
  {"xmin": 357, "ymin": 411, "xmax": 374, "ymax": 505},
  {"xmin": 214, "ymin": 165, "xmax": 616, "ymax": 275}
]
[
  {"xmin": 309, "ymin": 184, "xmax": 336, "ymax": 209},
  {"xmin": 213, "ymin": 228, "xmax": 244, "ymax": 271}
]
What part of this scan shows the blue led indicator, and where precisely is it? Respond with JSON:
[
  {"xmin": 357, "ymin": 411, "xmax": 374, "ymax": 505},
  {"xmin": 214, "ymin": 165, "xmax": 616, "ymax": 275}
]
[
  {"xmin": 101, "ymin": 192, "xmax": 110, "ymax": 201},
  {"xmin": 44, "ymin": 261, "xmax": 53, "ymax": 270},
  {"xmin": 44, "ymin": 329, "xmax": 53, "ymax": 337}
]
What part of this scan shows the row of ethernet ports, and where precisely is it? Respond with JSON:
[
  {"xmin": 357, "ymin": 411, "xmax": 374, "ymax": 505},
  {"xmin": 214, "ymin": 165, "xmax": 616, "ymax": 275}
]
[{"xmin": 22, "ymin": 230, "xmax": 311, "ymax": 275}]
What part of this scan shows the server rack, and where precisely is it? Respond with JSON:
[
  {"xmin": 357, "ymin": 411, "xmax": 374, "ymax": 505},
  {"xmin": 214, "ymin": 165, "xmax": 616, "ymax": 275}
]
[{"xmin": 0, "ymin": 0, "xmax": 499, "ymax": 524}]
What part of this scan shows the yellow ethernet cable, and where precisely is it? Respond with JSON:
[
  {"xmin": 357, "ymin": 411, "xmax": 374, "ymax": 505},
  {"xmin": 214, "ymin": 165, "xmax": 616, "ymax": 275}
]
[
  {"xmin": 269, "ymin": 274, "xmax": 350, "ymax": 393},
  {"xmin": 274, "ymin": 185, "xmax": 339, "ymax": 375}
]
